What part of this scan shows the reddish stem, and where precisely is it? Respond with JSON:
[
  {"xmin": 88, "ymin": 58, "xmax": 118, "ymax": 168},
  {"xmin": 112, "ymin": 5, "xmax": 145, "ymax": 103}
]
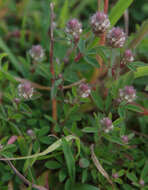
[
  {"xmin": 50, "ymin": 3, "xmax": 57, "ymax": 124},
  {"xmin": 90, "ymin": 0, "xmax": 109, "ymax": 83},
  {"xmin": 104, "ymin": 0, "xmax": 109, "ymax": 14}
]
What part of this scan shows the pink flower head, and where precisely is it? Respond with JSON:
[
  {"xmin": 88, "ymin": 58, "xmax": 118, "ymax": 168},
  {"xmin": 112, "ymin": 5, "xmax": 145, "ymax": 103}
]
[
  {"xmin": 100, "ymin": 117, "xmax": 114, "ymax": 133},
  {"xmin": 107, "ymin": 27, "xmax": 126, "ymax": 48},
  {"xmin": 90, "ymin": 11, "xmax": 110, "ymax": 36}
]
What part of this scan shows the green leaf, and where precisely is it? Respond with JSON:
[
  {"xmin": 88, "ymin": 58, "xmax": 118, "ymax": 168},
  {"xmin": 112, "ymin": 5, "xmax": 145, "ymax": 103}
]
[
  {"xmin": 71, "ymin": 183, "xmax": 99, "ymax": 190},
  {"xmin": 84, "ymin": 56, "xmax": 99, "ymax": 68},
  {"xmin": 91, "ymin": 90, "xmax": 104, "ymax": 111},
  {"xmin": 128, "ymin": 20, "xmax": 148, "ymax": 49},
  {"xmin": 127, "ymin": 172, "xmax": 138, "ymax": 183},
  {"xmin": 141, "ymin": 161, "xmax": 148, "ymax": 179},
  {"xmin": 0, "ymin": 53, "xmax": 7, "ymax": 64},
  {"xmin": 82, "ymin": 127, "xmax": 98, "ymax": 133},
  {"xmin": 134, "ymin": 66, "xmax": 148, "ymax": 78},
  {"xmin": 59, "ymin": 168, "xmax": 67, "ymax": 182},
  {"xmin": 125, "ymin": 104, "xmax": 143, "ymax": 113},
  {"xmin": 45, "ymin": 160, "xmax": 62, "ymax": 169},
  {"xmin": 109, "ymin": 0, "xmax": 133, "ymax": 26},
  {"xmin": 78, "ymin": 39, "xmax": 86, "ymax": 54},
  {"xmin": 38, "ymin": 127, "xmax": 50, "ymax": 137},
  {"xmin": 59, "ymin": 0, "xmax": 69, "ymax": 28},
  {"xmin": 62, "ymin": 138, "xmax": 75, "ymax": 183},
  {"xmin": 0, "ymin": 37, "xmax": 24, "ymax": 74}
]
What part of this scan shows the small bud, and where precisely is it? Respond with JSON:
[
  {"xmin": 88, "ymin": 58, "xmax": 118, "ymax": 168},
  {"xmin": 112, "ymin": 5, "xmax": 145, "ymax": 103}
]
[
  {"xmin": 65, "ymin": 19, "xmax": 82, "ymax": 40},
  {"xmin": 90, "ymin": 12, "xmax": 110, "ymax": 36},
  {"xmin": 139, "ymin": 179, "xmax": 145, "ymax": 186},
  {"xmin": 119, "ymin": 86, "xmax": 136, "ymax": 103},
  {"xmin": 100, "ymin": 117, "xmax": 114, "ymax": 133},
  {"xmin": 29, "ymin": 45, "xmax": 45, "ymax": 62},
  {"xmin": 121, "ymin": 49, "xmax": 134, "ymax": 65},
  {"xmin": 14, "ymin": 98, "xmax": 20, "ymax": 105},
  {"xmin": 18, "ymin": 82, "xmax": 34, "ymax": 99},
  {"xmin": 27, "ymin": 129, "xmax": 36, "ymax": 139},
  {"xmin": 79, "ymin": 158, "xmax": 90, "ymax": 168},
  {"xmin": 79, "ymin": 83, "xmax": 91, "ymax": 98},
  {"xmin": 122, "ymin": 135, "xmax": 129, "ymax": 144},
  {"xmin": 107, "ymin": 27, "xmax": 126, "ymax": 48},
  {"xmin": 112, "ymin": 173, "xmax": 118, "ymax": 179}
]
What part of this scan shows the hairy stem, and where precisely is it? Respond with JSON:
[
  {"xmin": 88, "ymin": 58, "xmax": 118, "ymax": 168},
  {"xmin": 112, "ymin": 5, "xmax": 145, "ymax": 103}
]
[
  {"xmin": 90, "ymin": 0, "xmax": 109, "ymax": 84},
  {"xmin": 50, "ymin": 3, "xmax": 57, "ymax": 124}
]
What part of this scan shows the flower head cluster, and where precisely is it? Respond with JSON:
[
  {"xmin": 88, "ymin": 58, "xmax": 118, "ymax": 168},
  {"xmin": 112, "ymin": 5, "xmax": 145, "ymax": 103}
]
[
  {"xmin": 119, "ymin": 86, "xmax": 136, "ymax": 103},
  {"xmin": 121, "ymin": 49, "xmax": 134, "ymax": 65},
  {"xmin": 90, "ymin": 12, "xmax": 110, "ymax": 36},
  {"xmin": 65, "ymin": 19, "xmax": 82, "ymax": 40},
  {"xmin": 29, "ymin": 45, "xmax": 45, "ymax": 62},
  {"xmin": 107, "ymin": 27, "xmax": 126, "ymax": 48},
  {"xmin": 79, "ymin": 83, "xmax": 91, "ymax": 98},
  {"xmin": 100, "ymin": 117, "xmax": 114, "ymax": 133},
  {"xmin": 18, "ymin": 82, "xmax": 34, "ymax": 99}
]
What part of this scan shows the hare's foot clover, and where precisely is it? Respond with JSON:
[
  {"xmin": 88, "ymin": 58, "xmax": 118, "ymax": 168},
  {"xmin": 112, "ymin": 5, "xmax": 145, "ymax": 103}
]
[
  {"xmin": 107, "ymin": 27, "xmax": 126, "ymax": 48},
  {"xmin": 100, "ymin": 117, "xmax": 114, "ymax": 133},
  {"xmin": 90, "ymin": 12, "xmax": 110, "ymax": 36},
  {"xmin": 29, "ymin": 45, "xmax": 45, "ymax": 62},
  {"xmin": 79, "ymin": 83, "xmax": 91, "ymax": 98},
  {"xmin": 119, "ymin": 86, "xmax": 136, "ymax": 103},
  {"xmin": 18, "ymin": 82, "xmax": 34, "ymax": 99},
  {"xmin": 65, "ymin": 18, "xmax": 82, "ymax": 41}
]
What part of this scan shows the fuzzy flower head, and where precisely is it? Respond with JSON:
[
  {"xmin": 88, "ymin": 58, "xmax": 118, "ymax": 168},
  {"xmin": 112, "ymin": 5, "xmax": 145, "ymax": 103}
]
[
  {"xmin": 100, "ymin": 117, "xmax": 114, "ymax": 133},
  {"xmin": 79, "ymin": 83, "xmax": 91, "ymax": 98},
  {"xmin": 18, "ymin": 82, "xmax": 34, "ymax": 99},
  {"xmin": 66, "ymin": 19, "xmax": 82, "ymax": 40},
  {"xmin": 29, "ymin": 45, "xmax": 45, "ymax": 62},
  {"xmin": 119, "ymin": 86, "xmax": 136, "ymax": 103},
  {"xmin": 121, "ymin": 49, "xmax": 134, "ymax": 65},
  {"xmin": 107, "ymin": 27, "xmax": 126, "ymax": 48},
  {"xmin": 90, "ymin": 12, "xmax": 110, "ymax": 36}
]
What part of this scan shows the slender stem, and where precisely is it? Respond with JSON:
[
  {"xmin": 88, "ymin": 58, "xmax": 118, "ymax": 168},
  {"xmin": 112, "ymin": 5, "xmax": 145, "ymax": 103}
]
[
  {"xmin": 90, "ymin": 0, "xmax": 109, "ymax": 84},
  {"xmin": 50, "ymin": 3, "xmax": 57, "ymax": 123},
  {"xmin": 5, "ymin": 160, "xmax": 47, "ymax": 190}
]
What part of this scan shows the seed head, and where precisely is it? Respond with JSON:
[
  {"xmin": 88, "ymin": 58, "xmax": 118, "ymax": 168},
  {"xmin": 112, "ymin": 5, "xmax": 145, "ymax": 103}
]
[
  {"xmin": 66, "ymin": 19, "xmax": 82, "ymax": 39},
  {"xmin": 90, "ymin": 12, "xmax": 110, "ymax": 36},
  {"xmin": 18, "ymin": 82, "xmax": 34, "ymax": 99},
  {"xmin": 79, "ymin": 83, "xmax": 91, "ymax": 98},
  {"xmin": 107, "ymin": 27, "xmax": 126, "ymax": 48},
  {"xmin": 119, "ymin": 86, "xmax": 136, "ymax": 103},
  {"xmin": 100, "ymin": 117, "xmax": 114, "ymax": 133},
  {"xmin": 29, "ymin": 45, "xmax": 45, "ymax": 61}
]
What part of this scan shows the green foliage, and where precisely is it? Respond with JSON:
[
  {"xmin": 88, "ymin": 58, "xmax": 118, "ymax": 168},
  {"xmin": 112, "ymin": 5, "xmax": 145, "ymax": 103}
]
[{"xmin": 0, "ymin": 0, "xmax": 148, "ymax": 189}]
